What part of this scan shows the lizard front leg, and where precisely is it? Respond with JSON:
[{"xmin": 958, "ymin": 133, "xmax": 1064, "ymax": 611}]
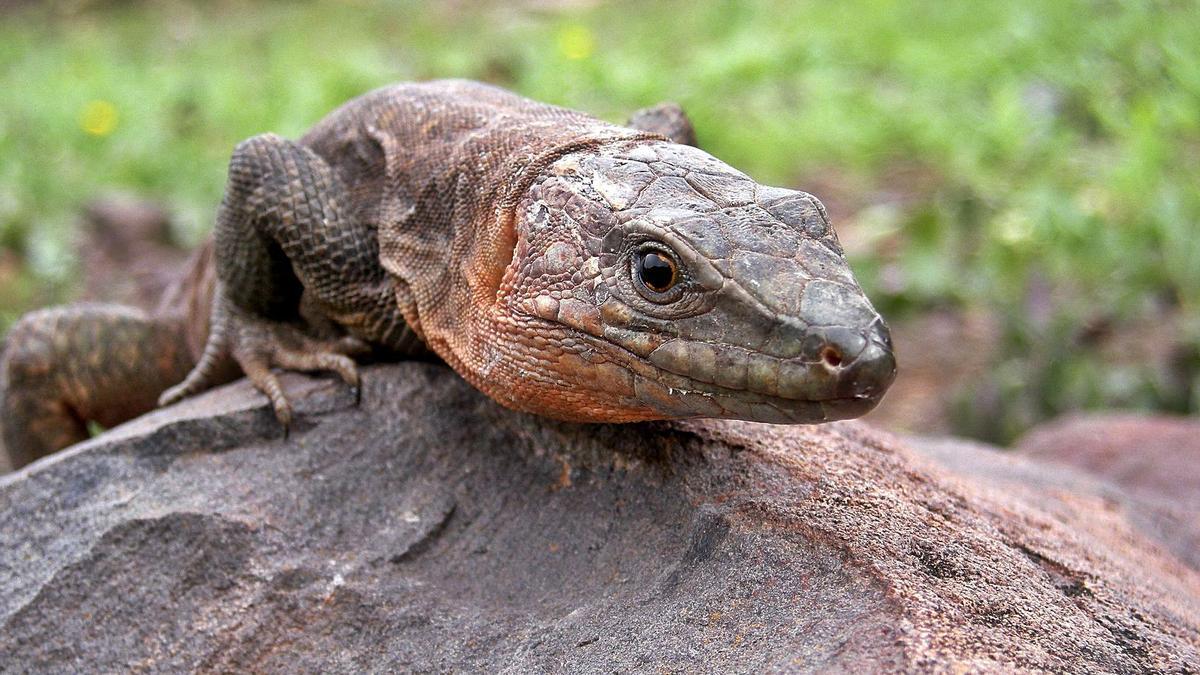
[{"xmin": 160, "ymin": 133, "xmax": 401, "ymax": 427}]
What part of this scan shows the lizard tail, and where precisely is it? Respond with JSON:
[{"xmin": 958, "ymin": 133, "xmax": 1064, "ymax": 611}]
[{"xmin": 1, "ymin": 304, "xmax": 194, "ymax": 469}]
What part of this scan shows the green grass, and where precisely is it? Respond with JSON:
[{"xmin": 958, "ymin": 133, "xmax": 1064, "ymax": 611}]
[{"xmin": 2, "ymin": 0, "xmax": 1198, "ymax": 441}]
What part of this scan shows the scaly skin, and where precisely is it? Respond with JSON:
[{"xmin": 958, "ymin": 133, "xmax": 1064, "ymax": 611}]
[
  {"xmin": 1, "ymin": 242, "xmax": 221, "ymax": 467},
  {"xmin": 1, "ymin": 80, "xmax": 895, "ymax": 468}
]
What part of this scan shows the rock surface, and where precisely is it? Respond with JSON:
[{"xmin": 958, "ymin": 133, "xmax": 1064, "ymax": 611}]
[
  {"xmin": 1014, "ymin": 412, "xmax": 1200, "ymax": 572},
  {"xmin": 0, "ymin": 363, "xmax": 1197, "ymax": 672}
]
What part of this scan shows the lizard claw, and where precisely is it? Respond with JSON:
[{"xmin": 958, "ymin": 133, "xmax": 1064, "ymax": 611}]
[
  {"xmin": 161, "ymin": 293, "xmax": 368, "ymax": 429},
  {"xmin": 233, "ymin": 328, "xmax": 364, "ymax": 428}
]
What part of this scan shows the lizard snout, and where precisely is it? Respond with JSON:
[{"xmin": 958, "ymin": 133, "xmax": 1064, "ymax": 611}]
[
  {"xmin": 758, "ymin": 319, "xmax": 895, "ymax": 407},
  {"xmin": 818, "ymin": 320, "xmax": 896, "ymax": 402}
]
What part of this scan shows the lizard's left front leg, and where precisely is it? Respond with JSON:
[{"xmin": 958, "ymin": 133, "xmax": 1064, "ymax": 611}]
[{"xmin": 160, "ymin": 133, "xmax": 403, "ymax": 427}]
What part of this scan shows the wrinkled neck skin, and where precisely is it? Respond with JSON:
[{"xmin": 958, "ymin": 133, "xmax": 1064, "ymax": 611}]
[{"xmin": 458, "ymin": 138, "xmax": 896, "ymax": 424}]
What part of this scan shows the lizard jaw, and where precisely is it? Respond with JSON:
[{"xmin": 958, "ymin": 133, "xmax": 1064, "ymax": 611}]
[
  {"xmin": 507, "ymin": 304, "xmax": 896, "ymax": 423},
  {"xmin": 594, "ymin": 318, "xmax": 895, "ymax": 423},
  {"xmin": 591, "ymin": 326, "xmax": 895, "ymax": 424},
  {"xmin": 621, "ymin": 354, "xmax": 888, "ymax": 424}
]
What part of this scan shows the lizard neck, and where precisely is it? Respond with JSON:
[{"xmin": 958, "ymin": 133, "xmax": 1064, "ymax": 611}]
[{"xmin": 389, "ymin": 127, "xmax": 662, "ymax": 414}]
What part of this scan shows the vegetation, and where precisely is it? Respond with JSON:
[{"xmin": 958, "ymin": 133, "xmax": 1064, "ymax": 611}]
[{"xmin": 1, "ymin": 0, "xmax": 1197, "ymax": 442}]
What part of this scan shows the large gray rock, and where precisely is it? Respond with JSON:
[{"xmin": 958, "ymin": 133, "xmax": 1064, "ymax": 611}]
[{"xmin": 1, "ymin": 363, "xmax": 1197, "ymax": 672}]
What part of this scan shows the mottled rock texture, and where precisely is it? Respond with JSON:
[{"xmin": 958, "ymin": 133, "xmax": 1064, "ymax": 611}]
[{"xmin": 1, "ymin": 363, "xmax": 1197, "ymax": 673}]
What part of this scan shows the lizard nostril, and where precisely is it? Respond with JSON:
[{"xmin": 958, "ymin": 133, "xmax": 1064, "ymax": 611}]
[{"xmin": 820, "ymin": 345, "xmax": 843, "ymax": 368}]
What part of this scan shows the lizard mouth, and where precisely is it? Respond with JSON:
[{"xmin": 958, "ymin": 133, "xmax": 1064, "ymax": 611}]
[
  {"xmin": 608, "ymin": 335, "xmax": 895, "ymax": 424},
  {"xmin": 625, "ymin": 356, "xmax": 886, "ymax": 424},
  {"xmin": 519, "ymin": 306, "xmax": 895, "ymax": 424}
]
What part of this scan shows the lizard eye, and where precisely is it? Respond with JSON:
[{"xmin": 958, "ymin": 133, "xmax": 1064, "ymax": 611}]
[{"xmin": 633, "ymin": 245, "xmax": 680, "ymax": 298}]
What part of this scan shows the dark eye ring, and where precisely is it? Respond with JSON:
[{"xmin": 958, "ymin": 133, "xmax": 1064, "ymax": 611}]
[{"xmin": 634, "ymin": 246, "xmax": 679, "ymax": 295}]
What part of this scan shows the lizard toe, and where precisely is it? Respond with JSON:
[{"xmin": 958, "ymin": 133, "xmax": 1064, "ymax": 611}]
[
  {"xmin": 236, "ymin": 352, "xmax": 294, "ymax": 429},
  {"xmin": 158, "ymin": 321, "xmax": 232, "ymax": 408},
  {"xmin": 329, "ymin": 335, "xmax": 372, "ymax": 358},
  {"xmin": 164, "ymin": 290, "xmax": 368, "ymax": 427},
  {"xmin": 273, "ymin": 348, "xmax": 361, "ymax": 390},
  {"xmin": 230, "ymin": 324, "xmax": 365, "ymax": 426}
]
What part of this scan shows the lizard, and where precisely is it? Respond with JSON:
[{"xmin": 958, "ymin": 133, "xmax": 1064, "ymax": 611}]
[{"xmin": 0, "ymin": 79, "xmax": 896, "ymax": 469}]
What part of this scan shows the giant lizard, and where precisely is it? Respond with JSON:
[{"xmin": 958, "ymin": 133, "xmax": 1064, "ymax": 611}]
[{"xmin": 0, "ymin": 80, "xmax": 896, "ymax": 468}]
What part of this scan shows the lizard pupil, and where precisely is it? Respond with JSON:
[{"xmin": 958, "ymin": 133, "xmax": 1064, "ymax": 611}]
[{"xmin": 638, "ymin": 252, "xmax": 677, "ymax": 293}]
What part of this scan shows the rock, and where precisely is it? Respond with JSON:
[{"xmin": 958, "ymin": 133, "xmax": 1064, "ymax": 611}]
[
  {"xmin": 1014, "ymin": 412, "xmax": 1200, "ymax": 571},
  {"xmin": 1016, "ymin": 413, "xmax": 1200, "ymax": 502},
  {"xmin": 0, "ymin": 363, "xmax": 1197, "ymax": 672},
  {"xmin": 77, "ymin": 194, "xmax": 191, "ymax": 311}
]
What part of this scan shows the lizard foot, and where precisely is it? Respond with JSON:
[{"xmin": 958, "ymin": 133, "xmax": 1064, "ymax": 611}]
[{"xmin": 159, "ymin": 297, "xmax": 369, "ymax": 429}]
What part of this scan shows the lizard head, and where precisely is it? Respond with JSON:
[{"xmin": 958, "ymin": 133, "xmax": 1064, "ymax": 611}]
[{"xmin": 498, "ymin": 139, "xmax": 895, "ymax": 424}]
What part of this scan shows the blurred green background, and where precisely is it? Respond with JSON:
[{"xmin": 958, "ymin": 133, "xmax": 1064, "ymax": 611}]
[{"xmin": 1, "ymin": 0, "xmax": 1197, "ymax": 442}]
